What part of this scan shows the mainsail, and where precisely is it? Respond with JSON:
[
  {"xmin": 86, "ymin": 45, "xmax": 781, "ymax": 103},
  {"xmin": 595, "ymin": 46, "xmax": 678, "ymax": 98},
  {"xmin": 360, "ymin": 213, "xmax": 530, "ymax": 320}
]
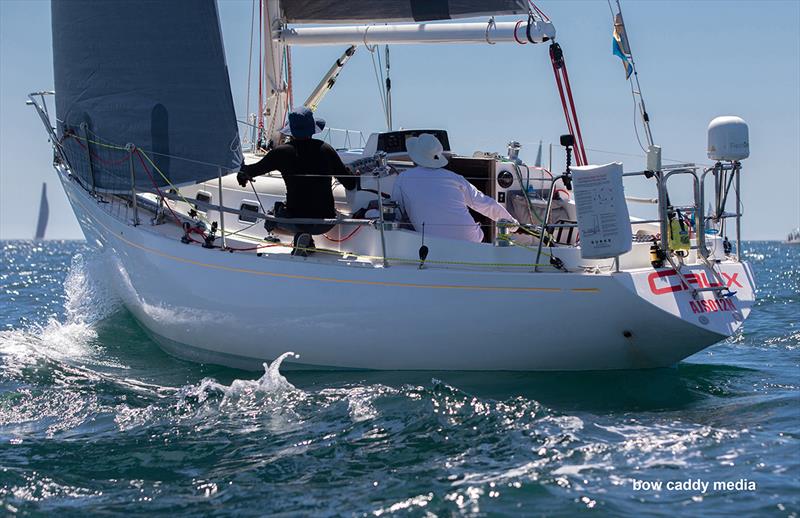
[
  {"xmin": 282, "ymin": 1, "xmax": 528, "ymax": 23},
  {"xmin": 34, "ymin": 182, "xmax": 49, "ymax": 241},
  {"xmin": 51, "ymin": 0, "xmax": 241, "ymax": 191}
]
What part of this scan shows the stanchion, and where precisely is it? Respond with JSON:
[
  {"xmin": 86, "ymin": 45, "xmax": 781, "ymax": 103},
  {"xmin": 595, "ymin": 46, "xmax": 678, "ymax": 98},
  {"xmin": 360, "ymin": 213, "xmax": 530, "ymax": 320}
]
[
  {"xmin": 126, "ymin": 143, "xmax": 139, "ymax": 226},
  {"xmin": 218, "ymin": 168, "xmax": 226, "ymax": 249}
]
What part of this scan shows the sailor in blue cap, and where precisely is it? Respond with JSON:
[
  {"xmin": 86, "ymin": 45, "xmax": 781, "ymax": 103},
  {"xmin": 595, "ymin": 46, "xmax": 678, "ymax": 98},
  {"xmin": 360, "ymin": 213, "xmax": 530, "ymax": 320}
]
[{"xmin": 238, "ymin": 107, "xmax": 356, "ymax": 256}]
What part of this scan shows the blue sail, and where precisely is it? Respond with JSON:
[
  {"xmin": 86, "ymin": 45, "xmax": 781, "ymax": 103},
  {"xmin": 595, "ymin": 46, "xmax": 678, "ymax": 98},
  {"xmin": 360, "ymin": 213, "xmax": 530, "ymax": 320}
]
[{"xmin": 51, "ymin": 0, "xmax": 241, "ymax": 191}]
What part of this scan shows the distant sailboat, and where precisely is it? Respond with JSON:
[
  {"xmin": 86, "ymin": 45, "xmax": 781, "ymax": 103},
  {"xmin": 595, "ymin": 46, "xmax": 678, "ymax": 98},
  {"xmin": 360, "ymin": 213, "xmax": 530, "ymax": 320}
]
[
  {"xmin": 534, "ymin": 140, "xmax": 543, "ymax": 168},
  {"xmin": 787, "ymin": 228, "xmax": 800, "ymax": 245},
  {"xmin": 34, "ymin": 182, "xmax": 48, "ymax": 240}
]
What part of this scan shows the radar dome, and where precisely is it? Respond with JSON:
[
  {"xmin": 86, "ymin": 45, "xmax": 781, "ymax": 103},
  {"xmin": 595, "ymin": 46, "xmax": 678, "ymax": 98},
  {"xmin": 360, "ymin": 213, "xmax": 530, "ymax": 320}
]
[{"xmin": 707, "ymin": 116, "xmax": 749, "ymax": 161}]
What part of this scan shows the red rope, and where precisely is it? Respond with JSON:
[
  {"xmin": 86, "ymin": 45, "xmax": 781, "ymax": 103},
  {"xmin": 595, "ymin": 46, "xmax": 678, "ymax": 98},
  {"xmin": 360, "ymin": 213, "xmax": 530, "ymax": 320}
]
[
  {"xmin": 134, "ymin": 150, "xmax": 186, "ymax": 227},
  {"xmin": 528, "ymin": 1, "xmax": 550, "ymax": 22},
  {"xmin": 560, "ymin": 63, "xmax": 588, "ymax": 166},
  {"xmin": 66, "ymin": 136, "xmax": 283, "ymax": 252},
  {"xmin": 549, "ymin": 44, "xmax": 588, "ymax": 166},
  {"xmin": 323, "ymin": 226, "xmax": 362, "ymax": 243},
  {"xmin": 551, "ymin": 55, "xmax": 576, "ymax": 149},
  {"xmin": 221, "ymin": 242, "xmax": 285, "ymax": 252},
  {"xmin": 135, "ymin": 151, "xmax": 291, "ymax": 252},
  {"xmin": 131, "ymin": 150, "xmax": 213, "ymax": 246},
  {"xmin": 554, "ymin": 188, "xmax": 571, "ymax": 200}
]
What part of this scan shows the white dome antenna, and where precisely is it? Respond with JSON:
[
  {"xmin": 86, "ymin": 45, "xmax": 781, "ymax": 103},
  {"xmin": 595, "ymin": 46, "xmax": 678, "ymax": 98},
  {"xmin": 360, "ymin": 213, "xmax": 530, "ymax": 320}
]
[{"xmin": 708, "ymin": 116, "xmax": 749, "ymax": 161}]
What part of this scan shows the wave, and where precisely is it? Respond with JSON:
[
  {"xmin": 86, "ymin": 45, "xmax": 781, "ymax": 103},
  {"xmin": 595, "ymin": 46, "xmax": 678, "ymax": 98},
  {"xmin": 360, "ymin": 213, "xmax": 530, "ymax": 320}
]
[
  {"xmin": 0, "ymin": 252, "xmax": 124, "ymax": 373},
  {"xmin": 182, "ymin": 351, "xmax": 301, "ymax": 403}
]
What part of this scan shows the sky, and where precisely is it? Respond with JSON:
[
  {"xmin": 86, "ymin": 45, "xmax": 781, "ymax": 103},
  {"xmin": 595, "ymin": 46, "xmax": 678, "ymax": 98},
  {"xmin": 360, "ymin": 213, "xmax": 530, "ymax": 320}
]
[{"xmin": 1, "ymin": 0, "xmax": 798, "ymax": 240}]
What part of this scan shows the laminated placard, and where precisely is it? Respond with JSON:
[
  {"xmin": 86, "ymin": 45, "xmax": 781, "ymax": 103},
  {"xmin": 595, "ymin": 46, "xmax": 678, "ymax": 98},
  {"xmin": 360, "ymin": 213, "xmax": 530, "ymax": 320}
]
[{"xmin": 571, "ymin": 162, "xmax": 632, "ymax": 259}]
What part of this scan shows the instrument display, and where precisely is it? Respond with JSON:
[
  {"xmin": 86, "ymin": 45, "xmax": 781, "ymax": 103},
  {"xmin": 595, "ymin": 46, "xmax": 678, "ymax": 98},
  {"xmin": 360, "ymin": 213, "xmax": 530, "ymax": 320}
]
[{"xmin": 376, "ymin": 130, "xmax": 450, "ymax": 154}]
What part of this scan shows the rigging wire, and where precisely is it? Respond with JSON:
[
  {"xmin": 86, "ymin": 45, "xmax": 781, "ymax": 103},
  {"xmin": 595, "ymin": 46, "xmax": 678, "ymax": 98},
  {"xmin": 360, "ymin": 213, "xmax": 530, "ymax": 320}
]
[
  {"xmin": 606, "ymin": 0, "xmax": 646, "ymax": 152},
  {"xmin": 585, "ymin": 146, "xmax": 712, "ymax": 166},
  {"xmin": 368, "ymin": 46, "xmax": 389, "ymax": 129},
  {"xmin": 376, "ymin": 46, "xmax": 389, "ymax": 129},
  {"xmin": 385, "ymin": 45, "xmax": 393, "ymax": 130},
  {"xmin": 629, "ymin": 81, "xmax": 647, "ymax": 153},
  {"xmin": 527, "ymin": 1, "xmax": 550, "ymax": 22},
  {"xmin": 606, "ymin": 0, "xmax": 615, "ymax": 18},
  {"xmin": 244, "ymin": 0, "xmax": 256, "ymax": 128},
  {"xmin": 613, "ymin": 0, "xmax": 655, "ymax": 149},
  {"xmin": 285, "ymin": 46, "xmax": 294, "ymax": 109},
  {"xmin": 250, "ymin": 180, "xmax": 268, "ymax": 215},
  {"xmin": 257, "ymin": 0, "xmax": 263, "ymax": 144}
]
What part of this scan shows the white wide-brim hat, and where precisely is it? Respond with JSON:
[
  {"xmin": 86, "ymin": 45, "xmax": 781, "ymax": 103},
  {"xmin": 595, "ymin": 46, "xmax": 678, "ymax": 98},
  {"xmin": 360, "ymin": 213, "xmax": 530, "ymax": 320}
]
[{"xmin": 406, "ymin": 133, "xmax": 448, "ymax": 168}]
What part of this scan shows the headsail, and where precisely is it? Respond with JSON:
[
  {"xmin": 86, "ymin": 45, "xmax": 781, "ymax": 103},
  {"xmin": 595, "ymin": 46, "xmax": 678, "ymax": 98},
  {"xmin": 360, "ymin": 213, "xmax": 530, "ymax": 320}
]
[
  {"xmin": 34, "ymin": 182, "xmax": 49, "ymax": 241},
  {"xmin": 281, "ymin": 1, "xmax": 527, "ymax": 24},
  {"xmin": 51, "ymin": 0, "xmax": 241, "ymax": 191}
]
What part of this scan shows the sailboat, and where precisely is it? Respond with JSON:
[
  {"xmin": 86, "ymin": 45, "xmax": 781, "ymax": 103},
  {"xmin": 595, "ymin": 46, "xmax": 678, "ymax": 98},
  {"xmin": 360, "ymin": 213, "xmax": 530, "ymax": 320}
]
[
  {"xmin": 34, "ymin": 182, "xmax": 49, "ymax": 240},
  {"xmin": 26, "ymin": 0, "xmax": 756, "ymax": 371},
  {"xmin": 787, "ymin": 228, "xmax": 800, "ymax": 245}
]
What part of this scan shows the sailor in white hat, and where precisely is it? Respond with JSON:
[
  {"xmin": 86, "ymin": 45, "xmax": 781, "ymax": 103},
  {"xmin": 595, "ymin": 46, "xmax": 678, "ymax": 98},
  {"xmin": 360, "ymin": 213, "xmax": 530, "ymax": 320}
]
[{"xmin": 392, "ymin": 133, "xmax": 518, "ymax": 243}]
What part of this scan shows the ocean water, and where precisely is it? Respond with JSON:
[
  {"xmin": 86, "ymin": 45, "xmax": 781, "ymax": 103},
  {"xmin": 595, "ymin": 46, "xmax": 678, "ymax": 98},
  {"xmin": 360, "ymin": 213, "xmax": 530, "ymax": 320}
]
[{"xmin": 0, "ymin": 240, "xmax": 797, "ymax": 517}]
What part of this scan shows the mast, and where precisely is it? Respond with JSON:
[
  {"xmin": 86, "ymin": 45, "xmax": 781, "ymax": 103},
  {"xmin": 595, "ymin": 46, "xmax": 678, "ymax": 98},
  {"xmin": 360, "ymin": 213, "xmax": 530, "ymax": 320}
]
[{"xmin": 261, "ymin": 0, "xmax": 289, "ymax": 149}]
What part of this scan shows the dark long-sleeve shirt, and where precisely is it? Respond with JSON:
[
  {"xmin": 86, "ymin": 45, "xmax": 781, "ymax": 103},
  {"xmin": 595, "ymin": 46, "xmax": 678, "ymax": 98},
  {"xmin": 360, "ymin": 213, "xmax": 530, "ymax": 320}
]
[{"xmin": 241, "ymin": 139, "xmax": 357, "ymax": 219}]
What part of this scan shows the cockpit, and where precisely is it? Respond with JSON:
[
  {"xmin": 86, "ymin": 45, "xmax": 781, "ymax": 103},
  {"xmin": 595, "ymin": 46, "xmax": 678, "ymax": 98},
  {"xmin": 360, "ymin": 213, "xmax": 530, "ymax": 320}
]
[{"xmin": 338, "ymin": 129, "xmax": 576, "ymax": 245}]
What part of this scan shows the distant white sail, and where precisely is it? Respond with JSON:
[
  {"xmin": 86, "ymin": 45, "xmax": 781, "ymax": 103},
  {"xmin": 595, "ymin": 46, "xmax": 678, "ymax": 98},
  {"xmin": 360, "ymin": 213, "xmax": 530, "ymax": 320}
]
[{"xmin": 34, "ymin": 182, "xmax": 48, "ymax": 240}]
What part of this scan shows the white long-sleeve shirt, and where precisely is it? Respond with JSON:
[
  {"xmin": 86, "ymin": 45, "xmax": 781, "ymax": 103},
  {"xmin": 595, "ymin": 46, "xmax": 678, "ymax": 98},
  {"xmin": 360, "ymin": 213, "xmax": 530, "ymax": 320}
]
[{"xmin": 391, "ymin": 166, "xmax": 517, "ymax": 243}]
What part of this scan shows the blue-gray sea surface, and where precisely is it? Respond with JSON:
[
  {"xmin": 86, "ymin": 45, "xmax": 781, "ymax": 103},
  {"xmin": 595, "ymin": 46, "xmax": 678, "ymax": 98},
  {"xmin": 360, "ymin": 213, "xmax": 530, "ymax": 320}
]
[{"xmin": 0, "ymin": 240, "xmax": 797, "ymax": 517}]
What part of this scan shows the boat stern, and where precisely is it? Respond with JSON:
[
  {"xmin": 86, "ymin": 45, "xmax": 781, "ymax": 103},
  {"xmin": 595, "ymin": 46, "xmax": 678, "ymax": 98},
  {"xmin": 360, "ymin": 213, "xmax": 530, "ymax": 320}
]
[{"xmin": 621, "ymin": 260, "xmax": 756, "ymax": 340}]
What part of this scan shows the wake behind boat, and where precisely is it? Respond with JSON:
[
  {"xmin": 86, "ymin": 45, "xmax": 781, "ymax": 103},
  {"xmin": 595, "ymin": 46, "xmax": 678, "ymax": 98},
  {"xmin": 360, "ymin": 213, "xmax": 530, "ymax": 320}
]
[{"xmin": 27, "ymin": 0, "xmax": 756, "ymax": 371}]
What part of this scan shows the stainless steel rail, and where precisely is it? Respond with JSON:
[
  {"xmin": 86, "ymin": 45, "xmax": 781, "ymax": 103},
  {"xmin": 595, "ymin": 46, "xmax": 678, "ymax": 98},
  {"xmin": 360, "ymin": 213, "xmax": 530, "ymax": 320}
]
[{"xmin": 699, "ymin": 162, "xmax": 742, "ymax": 261}]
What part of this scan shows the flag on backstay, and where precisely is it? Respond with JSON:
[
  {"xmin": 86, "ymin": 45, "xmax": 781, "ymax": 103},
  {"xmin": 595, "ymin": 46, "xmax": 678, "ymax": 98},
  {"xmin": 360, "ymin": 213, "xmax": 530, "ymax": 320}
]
[{"xmin": 612, "ymin": 13, "xmax": 633, "ymax": 79}]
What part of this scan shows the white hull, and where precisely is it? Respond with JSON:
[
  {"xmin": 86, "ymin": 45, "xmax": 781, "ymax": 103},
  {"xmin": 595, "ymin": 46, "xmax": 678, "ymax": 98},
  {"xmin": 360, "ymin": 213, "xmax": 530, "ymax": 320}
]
[{"xmin": 58, "ymin": 170, "xmax": 755, "ymax": 371}]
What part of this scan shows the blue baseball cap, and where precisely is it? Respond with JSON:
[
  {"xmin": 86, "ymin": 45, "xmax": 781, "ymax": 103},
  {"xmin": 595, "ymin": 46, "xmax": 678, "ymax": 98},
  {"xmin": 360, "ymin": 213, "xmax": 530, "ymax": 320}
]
[{"xmin": 279, "ymin": 107, "xmax": 325, "ymax": 138}]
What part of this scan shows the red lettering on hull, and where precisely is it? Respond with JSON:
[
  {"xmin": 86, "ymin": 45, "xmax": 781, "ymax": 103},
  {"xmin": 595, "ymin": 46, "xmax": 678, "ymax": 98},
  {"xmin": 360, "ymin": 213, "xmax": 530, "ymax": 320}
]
[{"xmin": 648, "ymin": 269, "xmax": 744, "ymax": 295}]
